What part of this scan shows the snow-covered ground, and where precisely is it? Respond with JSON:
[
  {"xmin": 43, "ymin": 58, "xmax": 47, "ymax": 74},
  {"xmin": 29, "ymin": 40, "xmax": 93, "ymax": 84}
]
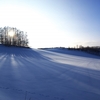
[{"xmin": 0, "ymin": 45, "xmax": 100, "ymax": 100}]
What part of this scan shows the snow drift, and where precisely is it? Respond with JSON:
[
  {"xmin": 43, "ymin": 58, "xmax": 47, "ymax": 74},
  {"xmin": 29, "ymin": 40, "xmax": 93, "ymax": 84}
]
[{"xmin": 0, "ymin": 45, "xmax": 100, "ymax": 100}]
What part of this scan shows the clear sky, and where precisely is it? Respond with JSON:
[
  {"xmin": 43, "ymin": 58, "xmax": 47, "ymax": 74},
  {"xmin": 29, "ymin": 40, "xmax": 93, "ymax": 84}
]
[{"xmin": 0, "ymin": 0, "xmax": 100, "ymax": 48}]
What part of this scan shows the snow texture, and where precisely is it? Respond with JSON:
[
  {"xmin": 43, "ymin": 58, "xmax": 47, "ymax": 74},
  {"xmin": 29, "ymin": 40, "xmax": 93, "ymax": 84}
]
[{"xmin": 0, "ymin": 45, "xmax": 100, "ymax": 100}]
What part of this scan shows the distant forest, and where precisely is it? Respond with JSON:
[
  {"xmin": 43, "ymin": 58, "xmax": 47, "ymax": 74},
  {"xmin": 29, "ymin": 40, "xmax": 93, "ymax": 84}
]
[
  {"xmin": 39, "ymin": 46, "xmax": 100, "ymax": 56},
  {"xmin": 68, "ymin": 46, "xmax": 100, "ymax": 56},
  {"xmin": 0, "ymin": 27, "xmax": 28, "ymax": 47}
]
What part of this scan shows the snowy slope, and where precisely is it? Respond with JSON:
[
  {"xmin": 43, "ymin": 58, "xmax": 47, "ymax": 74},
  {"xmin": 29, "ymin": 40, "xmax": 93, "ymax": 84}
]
[{"xmin": 0, "ymin": 45, "xmax": 100, "ymax": 100}]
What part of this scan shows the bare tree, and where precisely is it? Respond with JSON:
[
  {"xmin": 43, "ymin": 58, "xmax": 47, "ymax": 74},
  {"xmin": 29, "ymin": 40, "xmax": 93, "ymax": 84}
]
[{"xmin": 0, "ymin": 26, "xmax": 29, "ymax": 47}]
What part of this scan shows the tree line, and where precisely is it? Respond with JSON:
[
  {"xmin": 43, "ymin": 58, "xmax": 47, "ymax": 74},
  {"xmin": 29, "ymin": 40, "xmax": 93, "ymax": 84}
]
[
  {"xmin": 0, "ymin": 26, "xmax": 29, "ymax": 47},
  {"xmin": 68, "ymin": 46, "xmax": 100, "ymax": 56},
  {"xmin": 39, "ymin": 46, "xmax": 100, "ymax": 56}
]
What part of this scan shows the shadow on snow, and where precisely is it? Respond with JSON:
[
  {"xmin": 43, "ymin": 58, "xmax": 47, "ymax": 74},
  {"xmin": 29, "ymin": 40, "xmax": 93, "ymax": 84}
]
[{"xmin": 0, "ymin": 45, "xmax": 100, "ymax": 100}]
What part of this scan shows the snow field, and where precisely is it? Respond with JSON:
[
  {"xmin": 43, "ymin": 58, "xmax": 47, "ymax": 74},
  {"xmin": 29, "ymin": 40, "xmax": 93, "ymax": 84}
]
[{"xmin": 0, "ymin": 46, "xmax": 100, "ymax": 100}]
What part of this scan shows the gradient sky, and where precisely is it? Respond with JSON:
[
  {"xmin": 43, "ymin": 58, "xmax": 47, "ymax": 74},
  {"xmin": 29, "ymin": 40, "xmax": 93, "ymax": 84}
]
[{"xmin": 0, "ymin": 0, "xmax": 100, "ymax": 48}]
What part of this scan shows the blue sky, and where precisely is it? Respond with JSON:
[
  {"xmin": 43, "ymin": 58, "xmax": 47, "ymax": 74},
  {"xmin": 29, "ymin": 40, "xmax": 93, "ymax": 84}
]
[{"xmin": 0, "ymin": 0, "xmax": 100, "ymax": 48}]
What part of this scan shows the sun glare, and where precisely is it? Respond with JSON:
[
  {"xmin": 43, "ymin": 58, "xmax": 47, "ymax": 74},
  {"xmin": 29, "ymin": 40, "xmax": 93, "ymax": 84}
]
[{"xmin": 8, "ymin": 31, "xmax": 14, "ymax": 37}]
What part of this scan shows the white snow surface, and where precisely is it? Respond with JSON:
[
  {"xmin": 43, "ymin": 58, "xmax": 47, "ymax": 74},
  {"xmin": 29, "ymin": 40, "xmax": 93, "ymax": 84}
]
[{"xmin": 0, "ymin": 45, "xmax": 100, "ymax": 100}]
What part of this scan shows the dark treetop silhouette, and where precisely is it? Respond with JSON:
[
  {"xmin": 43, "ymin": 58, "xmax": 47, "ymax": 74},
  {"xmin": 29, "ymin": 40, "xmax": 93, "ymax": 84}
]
[{"xmin": 0, "ymin": 26, "xmax": 28, "ymax": 47}]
